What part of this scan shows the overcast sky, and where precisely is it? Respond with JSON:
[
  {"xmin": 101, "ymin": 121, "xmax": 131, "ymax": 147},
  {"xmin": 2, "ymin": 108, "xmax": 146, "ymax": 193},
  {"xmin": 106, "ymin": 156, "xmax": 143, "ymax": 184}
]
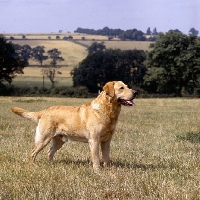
[{"xmin": 0, "ymin": 0, "xmax": 199, "ymax": 34}]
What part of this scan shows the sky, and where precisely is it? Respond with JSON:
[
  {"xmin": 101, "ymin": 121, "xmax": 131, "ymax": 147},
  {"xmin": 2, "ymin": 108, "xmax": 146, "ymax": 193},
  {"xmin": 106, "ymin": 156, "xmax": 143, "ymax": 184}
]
[{"xmin": 0, "ymin": 0, "xmax": 200, "ymax": 34}]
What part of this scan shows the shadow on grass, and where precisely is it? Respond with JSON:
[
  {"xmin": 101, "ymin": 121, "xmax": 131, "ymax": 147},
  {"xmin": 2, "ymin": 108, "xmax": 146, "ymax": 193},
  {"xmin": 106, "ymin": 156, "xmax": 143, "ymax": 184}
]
[
  {"xmin": 59, "ymin": 158, "xmax": 176, "ymax": 170},
  {"xmin": 110, "ymin": 160, "xmax": 177, "ymax": 170},
  {"xmin": 59, "ymin": 158, "xmax": 91, "ymax": 166},
  {"xmin": 176, "ymin": 132, "xmax": 200, "ymax": 143}
]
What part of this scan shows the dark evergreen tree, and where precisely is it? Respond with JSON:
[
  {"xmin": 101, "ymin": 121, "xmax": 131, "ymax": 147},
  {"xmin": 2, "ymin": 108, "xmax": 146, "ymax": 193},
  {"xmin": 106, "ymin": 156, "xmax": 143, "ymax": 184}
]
[{"xmin": 0, "ymin": 35, "xmax": 25, "ymax": 85}]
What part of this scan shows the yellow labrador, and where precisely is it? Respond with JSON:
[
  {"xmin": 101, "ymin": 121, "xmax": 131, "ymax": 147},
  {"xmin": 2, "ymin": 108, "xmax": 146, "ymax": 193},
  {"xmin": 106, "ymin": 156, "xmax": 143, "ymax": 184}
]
[{"xmin": 12, "ymin": 81, "xmax": 137, "ymax": 169}]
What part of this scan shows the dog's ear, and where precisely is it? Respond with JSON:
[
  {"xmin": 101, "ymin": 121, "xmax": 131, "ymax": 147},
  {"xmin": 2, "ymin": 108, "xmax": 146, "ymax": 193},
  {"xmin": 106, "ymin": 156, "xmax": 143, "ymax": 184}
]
[{"xmin": 103, "ymin": 81, "xmax": 115, "ymax": 97}]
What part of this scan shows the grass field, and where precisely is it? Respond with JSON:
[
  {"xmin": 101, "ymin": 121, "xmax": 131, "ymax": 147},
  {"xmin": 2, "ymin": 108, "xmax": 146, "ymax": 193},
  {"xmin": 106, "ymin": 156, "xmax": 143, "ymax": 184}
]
[
  {"xmin": 78, "ymin": 40, "xmax": 152, "ymax": 51},
  {"xmin": 11, "ymin": 40, "xmax": 88, "ymax": 67},
  {"xmin": 12, "ymin": 67, "xmax": 73, "ymax": 88},
  {"xmin": 0, "ymin": 97, "xmax": 200, "ymax": 199}
]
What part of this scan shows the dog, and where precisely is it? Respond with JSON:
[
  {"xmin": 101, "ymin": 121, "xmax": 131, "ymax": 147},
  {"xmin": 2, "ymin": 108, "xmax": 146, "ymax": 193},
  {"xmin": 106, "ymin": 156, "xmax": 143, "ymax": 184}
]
[{"xmin": 11, "ymin": 81, "xmax": 137, "ymax": 169}]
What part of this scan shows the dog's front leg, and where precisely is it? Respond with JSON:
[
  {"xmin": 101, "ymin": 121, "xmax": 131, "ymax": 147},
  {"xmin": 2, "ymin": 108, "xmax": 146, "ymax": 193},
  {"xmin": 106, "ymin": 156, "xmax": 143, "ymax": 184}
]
[
  {"xmin": 89, "ymin": 140, "xmax": 100, "ymax": 169},
  {"xmin": 101, "ymin": 137, "xmax": 112, "ymax": 167}
]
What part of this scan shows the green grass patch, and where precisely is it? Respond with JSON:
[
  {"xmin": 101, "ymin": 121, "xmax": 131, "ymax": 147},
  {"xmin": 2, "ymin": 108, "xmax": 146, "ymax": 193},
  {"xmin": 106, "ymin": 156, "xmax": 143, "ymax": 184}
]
[{"xmin": 12, "ymin": 76, "xmax": 73, "ymax": 88}]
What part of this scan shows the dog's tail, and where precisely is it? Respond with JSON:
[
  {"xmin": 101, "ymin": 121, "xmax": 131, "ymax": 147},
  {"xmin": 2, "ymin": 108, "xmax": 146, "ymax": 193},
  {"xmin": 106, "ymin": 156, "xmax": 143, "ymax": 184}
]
[{"xmin": 11, "ymin": 107, "xmax": 42, "ymax": 122}]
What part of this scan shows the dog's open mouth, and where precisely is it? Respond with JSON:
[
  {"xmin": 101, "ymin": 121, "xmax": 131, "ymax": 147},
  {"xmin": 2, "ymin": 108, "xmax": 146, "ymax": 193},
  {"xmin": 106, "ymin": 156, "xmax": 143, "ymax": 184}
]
[{"xmin": 117, "ymin": 98, "xmax": 135, "ymax": 106}]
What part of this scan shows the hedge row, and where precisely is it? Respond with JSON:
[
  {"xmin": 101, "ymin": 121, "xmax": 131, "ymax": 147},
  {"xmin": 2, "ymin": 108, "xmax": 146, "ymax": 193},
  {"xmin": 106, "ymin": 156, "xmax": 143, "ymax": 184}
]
[
  {"xmin": 0, "ymin": 85, "xmax": 199, "ymax": 98},
  {"xmin": 0, "ymin": 85, "xmax": 90, "ymax": 98}
]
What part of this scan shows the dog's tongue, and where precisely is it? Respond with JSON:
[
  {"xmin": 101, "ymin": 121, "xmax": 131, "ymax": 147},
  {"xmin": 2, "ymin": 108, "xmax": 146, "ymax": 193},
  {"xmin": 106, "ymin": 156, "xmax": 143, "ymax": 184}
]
[{"xmin": 126, "ymin": 100, "xmax": 135, "ymax": 106}]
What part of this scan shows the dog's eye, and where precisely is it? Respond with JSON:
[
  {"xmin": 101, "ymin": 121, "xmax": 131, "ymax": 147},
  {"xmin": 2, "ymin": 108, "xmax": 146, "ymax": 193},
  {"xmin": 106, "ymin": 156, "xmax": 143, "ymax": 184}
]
[{"xmin": 120, "ymin": 87, "xmax": 124, "ymax": 90}]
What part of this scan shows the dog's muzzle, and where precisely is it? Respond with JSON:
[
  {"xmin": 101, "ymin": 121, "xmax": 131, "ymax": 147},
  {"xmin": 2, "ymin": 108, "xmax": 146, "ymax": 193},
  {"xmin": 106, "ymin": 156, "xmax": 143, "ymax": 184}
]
[{"xmin": 117, "ymin": 90, "xmax": 137, "ymax": 106}]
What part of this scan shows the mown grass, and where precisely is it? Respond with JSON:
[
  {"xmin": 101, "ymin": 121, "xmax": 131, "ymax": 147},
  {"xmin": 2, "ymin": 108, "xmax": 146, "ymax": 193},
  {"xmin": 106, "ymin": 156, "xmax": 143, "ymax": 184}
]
[{"xmin": 0, "ymin": 97, "xmax": 200, "ymax": 199}]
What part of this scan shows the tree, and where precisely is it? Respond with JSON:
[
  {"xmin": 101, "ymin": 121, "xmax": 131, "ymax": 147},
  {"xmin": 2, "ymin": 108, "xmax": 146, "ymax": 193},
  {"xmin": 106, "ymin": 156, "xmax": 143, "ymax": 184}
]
[
  {"xmin": 13, "ymin": 44, "xmax": 32, "ymax": 66},
  {"xmin": 144, "ymin": 31, "xmax": 200, "ymax": 96},
  {"xmin": 152, "ymin": 27, "xmax": 158, "ymax": 35},
  {"xmin": 87, "ymin": 42, "xmax": 106, "ymax": 54},
  {"xmin": 0, "ymin": 35, "xmax": 25, "ymax": 85},
  {"xmin": 170, "ymin": 29, "xmax": 182, "ymax": 33},
  {"xmin": 146, "ymin": 27, "xmax": 151, "ymax": 35},
  {"xmin": 74, "ymin": 27, "xmax": 145, "ymax": 41},
  {"xmin": 189, "ymin": 28, "xmax": 199, "ymax": 36},
  {"xmin": 47, "ymin": 48, "xmax": 64, "ymax": 67},
  {"xmin": 45, "ymin": 48, "xmax": 64, "ymax": 88},
  {"xmin": 41, "ymin": 68, "xmax": 56, "ymax": 88},
  {"xmin": 68, "ymin": 35, "xmax": 73, "ymax": 40},
  {"xmin": 71, "ymin": 49, "xmax": 146, "ymax": 92},
  {"xmin": 32, "ymin": 46, "xmax": 48, "ymax": 66}
]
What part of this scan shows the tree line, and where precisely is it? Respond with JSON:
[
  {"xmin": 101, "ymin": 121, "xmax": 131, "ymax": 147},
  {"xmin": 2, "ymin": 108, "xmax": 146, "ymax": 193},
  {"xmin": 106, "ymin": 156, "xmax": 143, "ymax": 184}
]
[
  {"xmin": 0, "ymin": 31, "xmax": 200, "ymax": 97},
  {"xmin": 10, "ymin": 35, "xmax": 74, "ymax": 41},
  {"xmin": 75, "ymin": 27, "xmax": 199, "ymax": 42},
  {"xmin": 72, "ymin": 31, "xmax": 200, "ymax": 97},
  {"xmin": 75, "ymin": 27, "xmax": 147, "ymax": 41}
]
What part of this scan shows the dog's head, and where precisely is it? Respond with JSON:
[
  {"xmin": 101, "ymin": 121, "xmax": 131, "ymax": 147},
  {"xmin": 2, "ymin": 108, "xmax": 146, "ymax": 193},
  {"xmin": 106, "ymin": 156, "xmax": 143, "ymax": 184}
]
[{"xmin": 103, "ymin": 81, "xmax": 137, "ymax": 106}]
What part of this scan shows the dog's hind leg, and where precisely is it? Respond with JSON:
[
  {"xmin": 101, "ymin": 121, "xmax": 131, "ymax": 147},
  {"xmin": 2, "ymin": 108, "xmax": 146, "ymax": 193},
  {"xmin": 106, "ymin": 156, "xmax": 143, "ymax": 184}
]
[
  {"xmin": 30, "ymin": 122, "xmax": 53, "ymax": 162},
  {"xmin": 30, "ymin": 138, "xmax": 52, "ymax": 162},
  {"xmin": 48, "ymin": 136, "xmax": 65, "ymax": 162}
]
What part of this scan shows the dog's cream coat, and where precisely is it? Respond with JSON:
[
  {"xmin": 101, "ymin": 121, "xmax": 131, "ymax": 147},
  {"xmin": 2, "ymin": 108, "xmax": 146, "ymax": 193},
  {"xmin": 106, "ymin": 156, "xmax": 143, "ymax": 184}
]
[{"xmin": 12, "ymin": 81, "xmax": 137, "ymax": 169}]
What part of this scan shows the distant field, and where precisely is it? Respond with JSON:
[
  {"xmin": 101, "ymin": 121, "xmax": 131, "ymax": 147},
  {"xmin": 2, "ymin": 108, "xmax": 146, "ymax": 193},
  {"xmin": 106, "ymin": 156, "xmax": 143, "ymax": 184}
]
[
  {"xmin": 78, "ymin": 40, "xmax": 152, "ymax": 51},
  {"xmin": 13, "ymin": 76, "xmax": 73, "ymax": 88},
  {"xmin": 10, "ymin": 39, "xmax": 84, "ymax": 88},
  {"xmin": 21, "ymin": 66, "xmax": 72, "ymax": 77},
  {"xmin": 4, "ymin": 33, "xmax": 153, "ymax": 88},
  {"xmin": 13, "ymin": 66, "xmax": 73, "ymax": 88},
  {"xmin": 11, "ymin": 40, "xmax": 87, "ymax": 67},
  {"xmin": 5, "ymin": 33, "xmax": 111, "ymax": 40}
]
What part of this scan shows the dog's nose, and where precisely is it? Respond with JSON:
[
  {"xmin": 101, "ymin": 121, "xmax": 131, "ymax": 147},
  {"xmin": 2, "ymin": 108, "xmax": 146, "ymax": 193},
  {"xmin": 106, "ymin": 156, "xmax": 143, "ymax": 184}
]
[{"xmin": 133, "ymin": 90, "xmax": 138, "ymax": 97}]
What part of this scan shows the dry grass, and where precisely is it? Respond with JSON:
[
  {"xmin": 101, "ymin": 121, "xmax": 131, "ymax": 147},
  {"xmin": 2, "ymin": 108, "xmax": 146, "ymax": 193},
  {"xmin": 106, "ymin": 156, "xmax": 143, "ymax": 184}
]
[
  {"xmin": 78, "ymin": 40, "xmax": 152, "ymax": 51},
  {"xmin": 11, "ymin": 40, "xmax": 87, "ymax": 67},
  {"xmin": 104, "ymin": 41, "xmax": 152, "ymax": 51},
  {"xmin": 0, "ymin": 97, "xmax": 200, "ymax": 199}
]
